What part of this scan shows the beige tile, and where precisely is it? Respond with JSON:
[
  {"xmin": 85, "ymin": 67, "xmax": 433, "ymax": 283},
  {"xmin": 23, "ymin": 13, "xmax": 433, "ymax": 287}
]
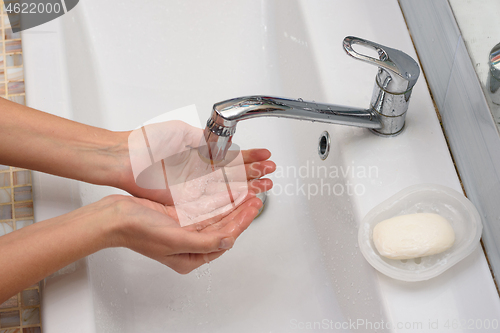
[
  {"xmin": 15, "ymin": 219, "xmax": 32, "ymax": 230},
  {"xmin": 23, "ymin": 327, "xmax": 41, "ymax": 333},
  {"xmin": 0, "ymin": 221, "xmax": 14, "ymax": 236},
  {"xmin": 6, "ymin": 67, "xmax": 22, "ymax": 81},
  {"xmin": 0, "ymin": 328, "xmax": 21, "ymax": 333},
  {"xmin": 0, "ymin": 204, "xmax": 12, "ymax": 220},
  {"xmin": 7, "ymin": 94, "xmax": 23, "ymax": 105},
  {"xmin": 12, "ymin": 171, "xmax": 29, "ymax": 186},
  {"xmin": 0, "ymin": 310, "xmax": 20, "ymax": 328},
  {"xmin": 4, "ymin": 28, "xmax": 20, "ymax": 40},
  {"xmin": 5, "ymin": 54, "xmax": 21, "ymax": 67},
  {"xmin": 0, "ymin": 172, "xmax": 10, "ymax": 187},
  {"xmin": 21, "ymin": 308, "xmax": 39, "ymax": 326},
  {"xmin": 20, "ymin": 290, "xmax": 39, "ymax": 307},
  {"xmin": 2, "ymin": 14, "xmax": 10, "ymax": 28},
  {"xmin": 13, "ymin": 186, "xmax": 30, "ymax": 202},
  {"xmin": 0, "ymin": 188, "xmax": 11, "ymax": 204},
  {"xmin": 7, "ymin": 81, "xmax": 24, "ymax": 94},
  {"xmin": 5, "ymin": 40, "xmax": 21, "ymax": 53},
  {"xmin": 13, "ymin": 202, "xmax": 32, "ymax": 218},
  {"xmin": 0, "ymin": 295, "xmax": 18, "ymax": 310}
]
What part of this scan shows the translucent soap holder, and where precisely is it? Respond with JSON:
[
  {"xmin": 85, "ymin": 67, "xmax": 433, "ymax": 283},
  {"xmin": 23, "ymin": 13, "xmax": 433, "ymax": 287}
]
[{"xmin": 358, "ymin": 184, "xmax": 482, "ymax": 282}]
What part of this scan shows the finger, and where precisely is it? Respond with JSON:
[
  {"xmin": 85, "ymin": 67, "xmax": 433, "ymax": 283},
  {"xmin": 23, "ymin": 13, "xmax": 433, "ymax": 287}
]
[
  {"xmin": 185, "ymin": 191, "xmax": 258, "ymax": 232},
  {"xmin": 222, "ymin": 160, "xmax": 276, "ymax": 181},
  {"xmin": 215, "ymin": 149, "xmax": 271, "ymax": 168},
  {"xmin": 184, "ymin": 125, "xmax": 204, "ymax": 148},
  {"xmin": 166, "ymin": 199, "xmax": 262, "ymax": 272},
  {"xmin": 204, "ymin": 178, "xmax": 273, "ymax": 195},
  {"xmin": 164, "ymin": 250, "xmax": 227, "ymax": 274},
  {"xmin": 244, "ymin": 161, "xmax": 276, "ymax": 180},
  {"xmin": 248, "ymin": 178, "xmax": 273, "ymax": 193},
  {"xmin": 242, "ymin": 149, "xmax": 272, "ymax": 164},
  {"xmin": 204, "ymin": 181, "xmax": 248, "ymax": 195},
  {"xmin": 173, "ymin": 199, "xmax": 261, "ymax": 272},
  {"xmin": 218, "ymin": 203, "xmax": 260, "ymax": 237},
  {"xmin": 126, "ymin": 196, "xmax": 171, "ymax": 214},
  {"xmin": 175, "ymin": 190, "xmax": 242, "ymax": 224},
  {"xmin": 167, "ymin": 228, "xmax": 235, "ymax": 255},
  {"xmin": 199, "ymin": 197, "xmax": 262, "ymax": 234},
  {"xmin": 195, "ymin": 189, "xmax": 250, "ymax": 223}
]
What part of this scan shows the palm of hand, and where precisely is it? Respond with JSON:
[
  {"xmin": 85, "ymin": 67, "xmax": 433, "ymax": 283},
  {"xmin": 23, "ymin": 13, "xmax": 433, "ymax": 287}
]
[
  {"xmin": 122, "ymin": 120, "xmax": 270, "ymax": 225},
  {"xmin": 119, "ymin": 194, "xmax": 261, "ymax": 274}
]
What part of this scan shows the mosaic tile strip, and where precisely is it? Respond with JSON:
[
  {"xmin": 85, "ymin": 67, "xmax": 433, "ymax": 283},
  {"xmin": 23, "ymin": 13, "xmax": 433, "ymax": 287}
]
[{"xmin": 0, "ymin": 0, "xmax": 41, "ymax": 332}]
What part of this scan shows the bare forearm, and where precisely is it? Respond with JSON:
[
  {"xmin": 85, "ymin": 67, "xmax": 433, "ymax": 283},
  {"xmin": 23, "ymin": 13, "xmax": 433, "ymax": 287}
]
[
  {"xmin": 0, "ymin": 97, "xmax": 128, "ymax": 186},
  {"xmin": 0, "ymin": 199, "xmax": 117, "ymax": 302}
]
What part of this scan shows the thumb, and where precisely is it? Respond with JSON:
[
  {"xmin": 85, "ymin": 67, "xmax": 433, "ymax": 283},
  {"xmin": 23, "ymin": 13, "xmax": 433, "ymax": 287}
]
[{"xmin": 170, "ymin": 230, "xmax": 234, "ymax": 254}]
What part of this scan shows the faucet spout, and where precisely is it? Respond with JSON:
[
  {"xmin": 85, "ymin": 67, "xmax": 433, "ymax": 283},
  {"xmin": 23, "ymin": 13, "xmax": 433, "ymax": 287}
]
[
  {"xmin": 200, "ymin": 96, "xmax": 381, "ymax": 162},
  {"xmin": 199, "ymin": 36, "xmax": 420, "ymax": 163}
]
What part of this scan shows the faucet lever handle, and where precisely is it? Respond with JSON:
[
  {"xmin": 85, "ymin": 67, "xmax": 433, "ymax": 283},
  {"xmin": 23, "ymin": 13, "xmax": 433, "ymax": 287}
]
[{"xmin": 343, "ymin": 36, "xmax": 420, "ymax": 93}]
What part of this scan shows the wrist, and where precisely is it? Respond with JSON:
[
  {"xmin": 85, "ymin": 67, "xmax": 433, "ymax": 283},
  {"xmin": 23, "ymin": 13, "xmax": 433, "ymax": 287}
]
[
  {"xmin": 84, "ymin": 130, "xmax": 131, "ymax": 188},
  {"xmin": 94, "ymin": 195, "xmax": 135, "ymax": 249}
]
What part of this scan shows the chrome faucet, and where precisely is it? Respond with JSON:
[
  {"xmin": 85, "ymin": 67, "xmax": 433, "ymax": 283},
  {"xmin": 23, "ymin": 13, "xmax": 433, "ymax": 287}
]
[{"xmin": 200, "ymin": 36, "xmax": 420, "ymax": 162}]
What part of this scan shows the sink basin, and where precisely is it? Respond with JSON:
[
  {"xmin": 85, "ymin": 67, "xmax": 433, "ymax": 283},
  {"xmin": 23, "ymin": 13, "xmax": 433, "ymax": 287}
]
[{"xmin": 22, "ymin": 0, "xmax": 500, "ymax": 332}]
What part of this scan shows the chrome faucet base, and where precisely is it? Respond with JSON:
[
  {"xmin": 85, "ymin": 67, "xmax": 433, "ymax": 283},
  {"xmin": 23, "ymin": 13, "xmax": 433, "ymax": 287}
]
[{"xmin": 370, "ymin": 123, "xmax": 406, "ymax": 137}]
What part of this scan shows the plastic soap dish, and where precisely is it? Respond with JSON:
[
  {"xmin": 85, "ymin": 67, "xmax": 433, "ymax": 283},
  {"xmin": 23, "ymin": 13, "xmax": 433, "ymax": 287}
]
[{"xmin": 358, "ymin": 184, "xmax": 482, "ymax": 282}]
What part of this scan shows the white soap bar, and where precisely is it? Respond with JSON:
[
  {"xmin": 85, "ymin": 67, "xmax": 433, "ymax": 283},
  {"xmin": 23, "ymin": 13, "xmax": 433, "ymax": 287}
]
[{"xmin": 373, "ymin": 213, "xmax": 455, "ymax": 260}]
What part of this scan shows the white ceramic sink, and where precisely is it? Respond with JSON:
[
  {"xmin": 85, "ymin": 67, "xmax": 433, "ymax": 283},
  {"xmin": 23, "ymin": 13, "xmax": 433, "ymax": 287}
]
[{"xmin": 22, "ymin": 0, "xmax": 500, "ymax": 332}]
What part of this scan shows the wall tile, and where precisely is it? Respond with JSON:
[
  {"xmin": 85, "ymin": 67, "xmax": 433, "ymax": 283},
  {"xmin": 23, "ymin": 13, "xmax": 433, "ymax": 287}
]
[
  {"xmin": 0, "ymin": 295, "xmax": 17, "ymax": 310},
  {"xmin": 0, "ymin": 204, "xmax": 12, "ymax": 220},
  {"xmin": 0, "ymin": 221, "xmax": 14, "ymax": 236},
  {"xmin": 15, "ymin": 220, "xmax": 32, "ymax": 230},
  {"xmin": 13, "ymin": 202, "xmax": 32, "ymax": 218},
  {"xmin": 5, "ymin": 40, "xmax": 20, "ymax": 53},
  {"xmin": 0, "ymin": 173, "xmax": 10, "ymax": 187},
  {"xmin": 0, "ymin": 310, "xmax": 20, "ymax": 328},
  {"xmin": 7, "ymin": 81, "xmax": 23, "ymax": 94},
  {"xmin": 20, "ymin": 290, "xmax": 39, "ymax": 308},
  {"xmin": 12, "ymin": 171, "xmax": 29, "ymax": 186},
  {"xmin": 5, "ymin": 54, "xmax": 21, "ymax": 67},
  {"xmin": 6, "ymin": 67, "xmax": 22, "ymax": 81},
  {"xmin": 23, "ymin": 328, "xmax": 40, "ymax": 333},
  {"xmin": 0, "ymin": 3, "xmax": 41, "ymax": 332},
  {"xmin": 13, "ymin": 187, "xmax": 31, "ymax": 202},
  {"xmin": 20, "ymin": 308, "xmax": 39, "ymax": 326},
  {"xmin": 0, "ymin": 188, "xmax": 11, "ymax": 203}
]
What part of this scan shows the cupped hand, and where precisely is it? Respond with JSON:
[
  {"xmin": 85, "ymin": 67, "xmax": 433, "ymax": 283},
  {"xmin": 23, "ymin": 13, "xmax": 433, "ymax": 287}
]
[
  {"xmin": 108, "ymin": 192, "xmax": 262, "ymax": 274},
  {"xmin": 116, "ymin": 120, "xmax": 275, "ymax": 225}
]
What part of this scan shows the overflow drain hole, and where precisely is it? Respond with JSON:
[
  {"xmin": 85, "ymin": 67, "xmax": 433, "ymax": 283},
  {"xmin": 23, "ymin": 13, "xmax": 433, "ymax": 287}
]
[{"xmin": 318, "ymin": 131, "xmax": 331, "ymax": 160}]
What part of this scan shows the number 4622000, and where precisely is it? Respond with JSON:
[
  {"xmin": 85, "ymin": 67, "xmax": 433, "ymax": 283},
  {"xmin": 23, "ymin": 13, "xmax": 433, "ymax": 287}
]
[{"xmin": 5, "ymin": 2, "xmax": 62, "ymax": 14}]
